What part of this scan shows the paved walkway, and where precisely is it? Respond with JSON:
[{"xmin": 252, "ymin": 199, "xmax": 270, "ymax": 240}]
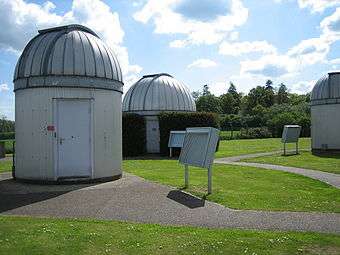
[
  {"xmin": 214, "ymin": 151, "xmax": 340, "ymax": 189},
  {"xmin": 0, "ymin": 172, "xmax": 339, "ymax": 234},
  {"xmin": 0, "ymin": 156, "xmax": 11, "ymax": 161}
]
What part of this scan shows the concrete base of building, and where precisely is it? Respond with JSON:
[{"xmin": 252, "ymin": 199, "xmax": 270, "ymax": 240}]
[
  {"xmin": 312, "ymin": 148, "xmax": 340, "ymax": 156},
  {"xmin": 14, "ymin": 174, "xmax": 122, "ymax": 185}
]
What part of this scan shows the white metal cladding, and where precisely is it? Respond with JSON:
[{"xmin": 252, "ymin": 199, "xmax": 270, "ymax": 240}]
[
  {"xmin": 311, "ymin": 104, "xmax": 340, "ymax": 150},
  {"xmin": 15, "ymin": 87, "xmax": 122, "ymax": 181},
  {"xmin": 311, "ymin": 71, "xmax": 340, "ymax": 105},
  {"xmin": 123, "ymin": 73, "xmax": 196, "ymax": 113},
  {"xmin": 13, "ymin": 24, "xmax": 123, "ymax": 92}
]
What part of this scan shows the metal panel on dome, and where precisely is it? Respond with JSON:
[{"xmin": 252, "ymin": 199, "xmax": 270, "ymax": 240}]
[
  {"xmin": 123, "ymin": 73, "xmax": 196, "ymax": 113},
  {"xmin": 13, "ymin": 24, "xmax": 123, "ymax": 92},
  {"xmin": 311, "ymin": 72, "xmax": 340, "ymax": 105}
]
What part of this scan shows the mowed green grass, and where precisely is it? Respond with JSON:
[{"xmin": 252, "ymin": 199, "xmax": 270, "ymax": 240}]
[
  {"xmin": 216, "ymin": 138, "xmax": 311, "ymax": 158},
  {"xmin": 243, "ymin": 151, "xmax": 340, "ymax": 174},
  {"xmin": 0, "ymin": 160, "xmax": 12, "ymax": 173},
  {"xmin": 1, "ymin": 216, "xmax": 339, "ymax": 255},
  {"xmin": 123, "ymin": 160, "xmax": 340, "ymax": 213},
  {"xmin": 0, "ymin": 139, "xmax": 14, "ymax": 154}
]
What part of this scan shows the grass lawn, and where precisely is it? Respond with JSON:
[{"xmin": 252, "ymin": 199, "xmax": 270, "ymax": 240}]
[
  {"xmin": 0, "ymin": 139, "xmax": 14, "ymax": 154},
  {"xmin": 0, "ymin": 159, "xmax": 12, "ymax": 173},
  {"xmin": 243, "ymin": 151, "xmax": 340, "ymax": 175},
  {"xmin": 0, "ymin": 216, "xmax": 339, "ymax": 255},
  {"xmin": 216, "ymin": 138, "xmax": 311, "ymax": 158},
  {"xmin": 123, "ymin": 160, "xmax": 340, "ymax": 213}
]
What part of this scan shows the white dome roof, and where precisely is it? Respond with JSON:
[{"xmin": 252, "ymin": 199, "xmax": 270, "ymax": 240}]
[
  {"xmin": 14, "ymin": 24, "xmax": 123, "ymax": 92},
  {"xmin": 123, "ymin": 73, "xmax": 196, "ymax": 114},
  {"xmin": 311, "ymin": 71, "xmax": 340, "ymax": 105}
]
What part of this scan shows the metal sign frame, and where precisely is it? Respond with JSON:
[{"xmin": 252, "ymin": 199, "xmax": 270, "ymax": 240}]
[
  {"xmin": 179, "ymin": 127, "xmax": 219, "ymax": 194},
  {"xmin": 281, "ymin": 125, "xmax": 301, "ymax": 155},
  {"xmin": 168, "ymin": 130, "xmax": 186, "ymax": 157}
]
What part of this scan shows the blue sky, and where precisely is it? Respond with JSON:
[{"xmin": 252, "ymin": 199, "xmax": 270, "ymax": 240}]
[{"xmin": 1, "ymin": 0, "xmax": 340, "ymax": 120}]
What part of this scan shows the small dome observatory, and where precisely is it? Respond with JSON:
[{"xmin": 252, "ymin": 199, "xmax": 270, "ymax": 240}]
[
  {"xmin": 311, "ymin": 71, "xmax": 340, "ymax": 153},
  {"xmin": 123, "ymin": 73, "xmax": 196, "ymax": 153},
  {"xmin": 14, "ymin": 24, "xmax": 123, "ymax": 183}
]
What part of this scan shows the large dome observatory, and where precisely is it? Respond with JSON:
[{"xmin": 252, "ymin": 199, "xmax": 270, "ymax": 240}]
[
  {"xmin": 311, "ymin": 71, "xmax": 340, "ymax": 153},
  {"xmin": 14, "ymin": 24, "xmax": 123, "ymax": 183},
  {"xmin": 123, "ymin": 73, "xmax": 196, "ymax": 153}
]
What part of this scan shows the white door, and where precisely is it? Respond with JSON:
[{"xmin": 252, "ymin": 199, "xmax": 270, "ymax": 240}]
[
  {"xmin": 146, "ymin": 119, "xmax": 160, "ymax": 153},
  {"xmin": 56, "ymin": 99, "xmax": 92, "ymax": 178}
]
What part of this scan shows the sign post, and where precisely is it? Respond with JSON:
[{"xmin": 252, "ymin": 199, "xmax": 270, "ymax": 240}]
[
  {"xmin": 179, "ymin": 127, "xmax": 219, "ymax": 194},
  {"xmin": 281, "ymin": 125, "xmax": 301, "ymax": 155}
]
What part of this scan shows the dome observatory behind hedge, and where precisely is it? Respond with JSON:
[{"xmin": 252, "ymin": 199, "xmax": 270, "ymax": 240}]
[{"xmin": 123, "ymin": 73, "xmax": 196, "ymax": 153}]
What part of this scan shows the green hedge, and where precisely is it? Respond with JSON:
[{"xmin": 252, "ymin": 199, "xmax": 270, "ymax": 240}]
[
  {"xmin": 0, "ymin": 132, "xmax": 15, "ymax": 140},
  {"xmin": 122, "ymin": 113, "xmax": 146, "ymax": 157},
  {"xmin": 158, "ymin": 112, "xmax": 220, "ymax": 155}
]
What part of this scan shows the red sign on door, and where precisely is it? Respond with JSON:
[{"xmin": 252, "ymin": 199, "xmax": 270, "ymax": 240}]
[{"xmin": 47, "ymin": 125, "xmax": 55, "ymax": 131}]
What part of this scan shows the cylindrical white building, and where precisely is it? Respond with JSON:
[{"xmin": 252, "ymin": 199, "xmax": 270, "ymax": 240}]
[
  {"xmin": 13, "ymin": 24, "xmax": 123, "ymax": 183},
  {"xmin": 123, "ymin": 73, "xmax": 196, "ymax": 153},
  {"xmin": 311, "ymin": 71, "xmax": 340, "ymax": 153}
]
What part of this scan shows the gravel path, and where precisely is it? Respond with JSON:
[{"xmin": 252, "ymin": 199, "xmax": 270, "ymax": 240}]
[
  {"xmin": 214, "ymin": 151, "xmax": 340, "ymax": 189},
  {"xmin": 0, "ymin": 172, "xmax": 339, "ymax": 234}
]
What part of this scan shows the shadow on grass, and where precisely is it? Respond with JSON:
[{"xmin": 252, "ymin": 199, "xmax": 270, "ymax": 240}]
[{"xmin": 167, "ymin": 190, "xmax": 205, "ymax": 209}]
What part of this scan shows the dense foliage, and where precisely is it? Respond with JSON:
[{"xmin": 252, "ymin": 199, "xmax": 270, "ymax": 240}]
[
  {"xmin": 0, "ymin": 117, "xmax": 14, "ymax": 133},
  {"xmin": 0, "ymin": 132, "xmax": 15, "ymax": 140},
  {"xmin": 158, "ymin": 112, "xmax": 219, "ymax": 155},
  {"xmin": 193, "ymin": 81, "xmax": 311, "ymax": 138},
  {"xmin": 122, "ymin": 113, "xmax": 146, "ymax": 157}
]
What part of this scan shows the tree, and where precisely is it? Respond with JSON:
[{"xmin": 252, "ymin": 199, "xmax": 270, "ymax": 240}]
[
  {"xmin": 243, "ymin": 86, "xmax": 267, "ymax": 114},
  {"xmin": 264, "ymin": 80, "xmax": 275, "ymax": 107},
  {"xmin": 220, "ymin": 93, "xmax": 237, "ymax": 114},
  {"xmin": 0, "ymin": 116, "xmax": 15, "ymax": 133},
  {"xmin": 220, "ymin": 82, "xmax": 241, "ymax": 114},
  {"xmin": 227, "ymin": 82, "xmax": 238, "ymax": 97},
  {"xmin": 196, "ymin": 94, "xmax": 222, "ymax": 113},
  {"xmin": 277, "ymin": 83, "xmax": 289, "ymax": 104},
  {"xmin": 191, "ymin": 90, "xmax": 201, "ymax": 101},
  {"xmin": 202, "ymin": 84, "xmax": 210, "ymax": 96},
  {"xmin": 265, "ymin": 80, "xmax": 273, "ymax": 90}
]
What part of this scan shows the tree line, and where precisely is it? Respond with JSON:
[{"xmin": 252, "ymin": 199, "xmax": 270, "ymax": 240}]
[
  {"xmin": 192, "ymin": 80, "xmax": 311, "ymax": 138},
  {"xmin": 0, "ymin": 116, "xmax": 15, "ymax": 133}
]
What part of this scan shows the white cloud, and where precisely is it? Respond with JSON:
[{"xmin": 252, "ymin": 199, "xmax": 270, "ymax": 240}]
[
  {"xmin": 219, "ymin": 40, "xmax": 277, "ymax": 56},
  {"xmin": 291, "ymin": 79, "xmax": 316, "ymax": 93},
  {"xmin": 297, "ymin": 0, "xmax": 340, "ymax": 13},
  {"xmin": 0, "ymin": 0, "xmax": 141, "ymax": 79},
  {"xmin": 239, "ymin": 37, "xmax": 330, "ymax": 78},
  {"xmin": 133, "ymin": 0, "xmax": 248, "ymax": 47},
  {"xmin": 187, "ymin": 59, "xmax": 217, "ymax": 68},
  {"xmin": 329, "ymin": 58, "xmax": 340, "ymax": 64},
  {"xmin": 276, "ymin": 0, "xmax": 340, "ymax": 13},
  {"xmin": 240, "ymin": 54, "xmax": 297, "ymax": 78},
  {"xmin": 0, "ymin": 83, "xmax": 9, "ymax": 92},
  {"xmin": 169, "ymin": 39, "xmax": 189, "ymax": 48},
  {"xmin": 321, "ymin": 7, "xmax": 340, "ymax": 42},
  {"xmin": 287, "ymin": 37, "xmax": 330, "ymax": 65}
]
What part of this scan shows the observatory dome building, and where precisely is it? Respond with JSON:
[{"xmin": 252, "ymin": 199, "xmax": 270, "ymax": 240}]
[
  {"xmin": 14, "ymin": 24, "xmax": 123, "ymax": 183},
  {"xmin": 123, "ymin": 73, "xmax": 196, "ymax": 153},
  {"xmin": 311, "ymin": 71, "xmax": 340, "ymax": 153}
]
